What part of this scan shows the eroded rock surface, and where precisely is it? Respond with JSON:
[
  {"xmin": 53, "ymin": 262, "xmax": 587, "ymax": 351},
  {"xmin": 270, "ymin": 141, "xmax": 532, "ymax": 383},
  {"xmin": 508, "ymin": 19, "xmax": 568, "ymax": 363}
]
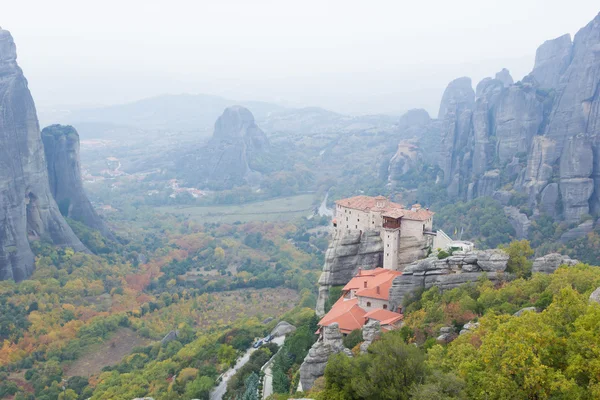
[
  {"xmin": 299, "ymin": 323, "xmax": 351, "ymax": 391},
  {"xmin": 316, "ymin": 230, "xmax": 383, "ymax": 316},
  {"xmin": 42, "ymin": 125, "xmax": 115, "ymax": 240},
  {"xmin": 389, "ymin": 250, "xmax": 510, "ymax": 310},
  {"xmin": 0, "ymin": 29, "xmax": 87, "ymax": 281},
  {"xmin": 177, "ymin": 106, "xmax": 270, "ymax": 189},
  {"xmin": 531, "ymin": 253, "xmax": 579, "ymax": 274},
  {"xmin": 360, "ymin": 320, "xmax": 381, "ymax": 354}
]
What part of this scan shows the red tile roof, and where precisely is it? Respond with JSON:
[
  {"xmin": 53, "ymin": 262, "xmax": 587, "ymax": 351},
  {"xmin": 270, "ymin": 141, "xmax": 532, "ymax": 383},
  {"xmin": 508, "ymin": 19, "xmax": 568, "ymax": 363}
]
[
  {"xmin": 335, "ymin": 195, "xmax": 404, "ymax": 212},
  {"xmin": 344, "ymin": 268, "xmax": 402, "ymax": 301},
  {"xmin": 364, "ymin": 308, "xmax": 404, "ymax": 325},
  {"xmin": 336, "ymin": 195, "xmax": 433, "ymax": 221},
  {"xmin": 318, "ymin": 297, "xmax": 366, "ymax": 334}
]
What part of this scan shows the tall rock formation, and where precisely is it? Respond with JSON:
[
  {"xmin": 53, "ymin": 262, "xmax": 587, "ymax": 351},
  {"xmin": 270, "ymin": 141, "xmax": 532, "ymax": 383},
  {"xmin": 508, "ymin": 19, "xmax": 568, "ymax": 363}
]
[
  {"xmin": 42, "ymin": 125, "xmax": 115, "ymax": 240},
  {"xmin": 391, "ymin": 12, "xmax": 600, "ymax": 226},
  {"xmin": 178, "ymin": 106, "xmax": 270, "ymax": 189},
  {"xmin": 0, "ymin": 29, "xmax": 87, "ymax": 281}
]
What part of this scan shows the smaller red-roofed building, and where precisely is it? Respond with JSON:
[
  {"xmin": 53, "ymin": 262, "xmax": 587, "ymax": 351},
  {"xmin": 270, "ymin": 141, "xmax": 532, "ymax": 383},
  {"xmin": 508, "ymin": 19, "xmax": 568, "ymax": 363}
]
[{"xmin": 318, "ymin": 268, "xmax": 403, "ymax": 335}]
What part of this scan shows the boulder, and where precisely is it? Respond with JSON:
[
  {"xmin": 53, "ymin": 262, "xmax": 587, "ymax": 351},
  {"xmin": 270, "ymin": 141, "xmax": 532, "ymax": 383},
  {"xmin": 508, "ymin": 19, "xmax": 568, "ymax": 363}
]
[
  {"xmin": 513, "ymin": 307, "xmax": 538, "ymax": 317},
  {"xmin": 532, "ymin": 253, "xmax": 579, "ymax": 274},
  {"xmin": 459, "ymin": 321, "xmax": 480, "ymax": 335},
  {"xmin": 589, "ymin": 287, "xmax": 600, "ymax": 304},
  {"xmin": 271, "ymin": 321, "xmax": 296, "ymax": 337},
  {"xmin": 436, "ymin": 327, "xmax": 455, "ymax": 344}
]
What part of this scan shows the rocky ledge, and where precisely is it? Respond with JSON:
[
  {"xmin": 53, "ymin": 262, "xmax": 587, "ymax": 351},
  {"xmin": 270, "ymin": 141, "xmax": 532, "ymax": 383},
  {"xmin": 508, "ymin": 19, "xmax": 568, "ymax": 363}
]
[
  {"xmin": 389, "ymin": 249, "xmax": 510, "ymax": 310},
  {"xmin": 531, "ymin": 253, "xmax": 579, "ymax": 274}
]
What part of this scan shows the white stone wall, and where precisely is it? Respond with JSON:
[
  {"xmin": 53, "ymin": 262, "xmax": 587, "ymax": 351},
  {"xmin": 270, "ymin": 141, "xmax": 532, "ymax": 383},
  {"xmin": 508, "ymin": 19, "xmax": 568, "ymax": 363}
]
[
  {"xmin": 400, "ymin": 218, "xmax": 432, "ymax": 240},
  {"xmin": 358, "ymin": 296, "xmax": 389, "ymax": 312},
  {"xmin": 335, "ymin": 205, "xmax": 371, "ymax": 232},
  {"xmin": 383, "ymin": 229, "xmax": 400, "ymax": 270}
]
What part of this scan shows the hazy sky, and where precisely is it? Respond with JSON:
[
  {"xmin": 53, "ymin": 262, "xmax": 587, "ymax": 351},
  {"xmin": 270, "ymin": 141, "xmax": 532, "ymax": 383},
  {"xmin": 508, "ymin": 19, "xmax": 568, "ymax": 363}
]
[{"xmin": 3, "ymin": 0, "xmax": 599, "ymax": 115}]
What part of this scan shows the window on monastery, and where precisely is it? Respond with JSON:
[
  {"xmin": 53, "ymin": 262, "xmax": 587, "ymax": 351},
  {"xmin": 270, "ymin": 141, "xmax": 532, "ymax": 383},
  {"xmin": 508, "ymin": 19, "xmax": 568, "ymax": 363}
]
[
  {"xmin": 346, "ymin": 217, "xmax": 348, "ymax": 221},
  {"xmin": 387, "ymin": 244, "xmax": 389, "ymax": 247},
  {"xmin": 357, "ymin": 218, "xmax": 360, "ymax": 222},
  {"xmin": 367, "ymin": 302, "xmax": 371, "ymax": 307},
  {"xmin": 386, "ymin": 253, "xmax": 389, "ymax": 257},
  {"xmin": 383, "ymin": 304, "xmax": 388, "ymax": 310},
  {"xmin": 364, "ymin": 281, "xmax": 367, "ymax": 288},
  {"xmin": 355, "ymin": 225, "xmax": 357, "ymax": 229}
]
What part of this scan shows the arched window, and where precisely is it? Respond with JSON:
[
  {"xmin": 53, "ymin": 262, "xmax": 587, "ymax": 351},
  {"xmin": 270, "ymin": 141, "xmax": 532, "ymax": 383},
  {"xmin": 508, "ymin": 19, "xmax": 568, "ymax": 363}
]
[{"xmin": 366, "ymin": 302, "xmax": 371, "ymax": 307}]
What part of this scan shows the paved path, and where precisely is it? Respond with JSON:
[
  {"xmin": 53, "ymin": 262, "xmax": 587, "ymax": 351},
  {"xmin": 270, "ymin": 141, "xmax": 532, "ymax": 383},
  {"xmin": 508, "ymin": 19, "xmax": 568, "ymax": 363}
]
[
  {"xmin": 261, "ymin": 335, "xmax": 285, "ymax": 399},
  {"xmin": 210, "ymin": 335, "xmax": 285, "ymax": 400}
]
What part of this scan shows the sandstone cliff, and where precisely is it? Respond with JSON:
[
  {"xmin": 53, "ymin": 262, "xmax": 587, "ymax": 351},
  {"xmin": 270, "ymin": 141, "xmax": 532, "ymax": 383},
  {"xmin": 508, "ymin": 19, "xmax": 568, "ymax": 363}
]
[
  {"xmin": 42, "ymin": 124, "xmax": 115, "ymax": 240},
  {"xmin": 0, "ymin": 29, "xmax": 87, "ymax": 281},
  {"xmin": 315, "ymin": 230, "xmax": 383, "ymax": 316},
  {"xmin": 391, "ymin": 12, "xmax": 600, "ymax": 227},
  {"xmin": 177, "ymin": 106, "xmax": 270, "ymax": 189}
]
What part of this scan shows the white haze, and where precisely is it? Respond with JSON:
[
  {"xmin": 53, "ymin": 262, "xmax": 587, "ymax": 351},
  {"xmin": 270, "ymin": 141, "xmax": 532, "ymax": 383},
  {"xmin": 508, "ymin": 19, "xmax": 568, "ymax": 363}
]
[{"xmin": 3, "ymin": 0, "xmax": 599, "ymax": 116}]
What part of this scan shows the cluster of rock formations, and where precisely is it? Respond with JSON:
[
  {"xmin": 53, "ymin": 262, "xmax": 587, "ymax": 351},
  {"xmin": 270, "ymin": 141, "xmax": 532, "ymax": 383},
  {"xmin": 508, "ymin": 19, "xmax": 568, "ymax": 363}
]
[
  {"xmin": 177, "ymin": 105, "xmax": 270, "ymax": 190},
  {"xmin": 316, "ymin": 230, "xmax": 383, "ymax": 316},
  {"xmin": 389, "ymin": 12, "xmax": 600, "ymax": 239},
  {"xmin": 42, "ymin": 125, "xmax": 114, "ymax": 240},
  {"xmin": 0, "ymin": 29, "xmax": 113, "ymax": 281},
  {"xmin": 0, "ymin": 29, "xmax": 89, "ymax": 281}
]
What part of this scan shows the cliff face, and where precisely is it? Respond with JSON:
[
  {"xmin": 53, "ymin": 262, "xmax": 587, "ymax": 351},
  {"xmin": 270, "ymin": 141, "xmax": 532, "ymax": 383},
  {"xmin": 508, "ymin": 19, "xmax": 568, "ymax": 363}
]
[
  {"xmin": 178, "ymin": 106, "xmax": 270, "ymax": 189},
  {"xmin": 315, "ymin": 230, "xmax": 383, "ymax": 316},
  {"xmin": 0, "ymin": 29, "xmax": 86, "ymax": 281},
  {"xmin": 42, "ymin": 125, "xmax": 114, "ymax": 240},
  {"xmin": 392, "ymin": 12, "xmax": 600, "ymax": 226}
]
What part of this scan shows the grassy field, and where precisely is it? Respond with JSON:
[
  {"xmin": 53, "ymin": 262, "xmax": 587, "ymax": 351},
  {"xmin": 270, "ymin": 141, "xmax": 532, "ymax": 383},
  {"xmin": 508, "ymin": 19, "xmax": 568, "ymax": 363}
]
[
  {"xmin": 64, "ymin": 328, "xmax": 152, "ymax": 377},
  {"xmin": 155, "ymin": 194, "xmax": 317, "ymax": 223}
]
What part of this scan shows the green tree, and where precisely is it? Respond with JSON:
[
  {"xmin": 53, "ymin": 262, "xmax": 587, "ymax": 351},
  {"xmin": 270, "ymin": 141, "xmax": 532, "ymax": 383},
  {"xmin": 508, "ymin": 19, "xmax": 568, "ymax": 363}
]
[{"xmin": 501, "ymin": 239, "xmax": 534, "ymax": 278}]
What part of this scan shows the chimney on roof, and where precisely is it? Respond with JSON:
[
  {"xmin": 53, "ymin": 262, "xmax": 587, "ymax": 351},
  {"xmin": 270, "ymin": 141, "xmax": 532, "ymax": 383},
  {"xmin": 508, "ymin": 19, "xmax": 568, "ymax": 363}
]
[
  {"xmin": 375, "ymin": 195, "xmax": 387, "ymax": 209},
  {"xmin": 357, "ymin": 268, "xmax": 362, "ymax": 276}
]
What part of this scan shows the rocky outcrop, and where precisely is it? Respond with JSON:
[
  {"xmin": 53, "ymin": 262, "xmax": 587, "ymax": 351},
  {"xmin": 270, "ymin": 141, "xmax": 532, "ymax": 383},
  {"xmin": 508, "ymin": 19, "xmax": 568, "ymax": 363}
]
[
  {"xmin": 177, "ymin": 106, "xmax": 270, "ymax": 189},
  {"xmin": 531, "ymin": 253, "xmax": 579, "ymax": 274},
  {"xmin": 513, "ymin": 307, "xmax": 538, "ymax": 317},
  {"xmin": 270, "ymin": 321, "xmax": 296, "ymax": 337},
  {"xmin": 299, "ymin": 323, "xmax": 351, "ymax": 391},
  {"xmin": 388, "ymin": 250, "xmax": 510, "ymax": 310},
  {"xmin": 42, "ymin": 125, "xmax": 114, "ymax": 240},
  {"xmin": 495, "ymin": 68, "xmax": 514, "ymax": 87},
  {"xmin": 589, "ymin": 287, "xmax": 600, "ymax": 304},
  {"xmin": 359, "ymin": 320, "xmax": 381, "ymax": 354},
  {"xmin": 559, "ymin": 220, "xmax": 595, "ymax": 243},
  {"xmin": 503, "ymin": 206, "xmax": 531, "ymax": 239},
  {"xmin": 459, "ymin": 321, "xmax": 479, "ymax": 335},
  {"xmin": 316, "ymin": 230, "xmax": 383, "ymax": 316},
  {"xmin": 0, "ymin": 29, "xmax": 87, "ymax": 281},
  {"xmin": 436, "ymin": 326, "xmax": 456, "ymax": 344},
  {"xmin": 530, "ymin": 34, "xmax": 573, "ymax": 89}
]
